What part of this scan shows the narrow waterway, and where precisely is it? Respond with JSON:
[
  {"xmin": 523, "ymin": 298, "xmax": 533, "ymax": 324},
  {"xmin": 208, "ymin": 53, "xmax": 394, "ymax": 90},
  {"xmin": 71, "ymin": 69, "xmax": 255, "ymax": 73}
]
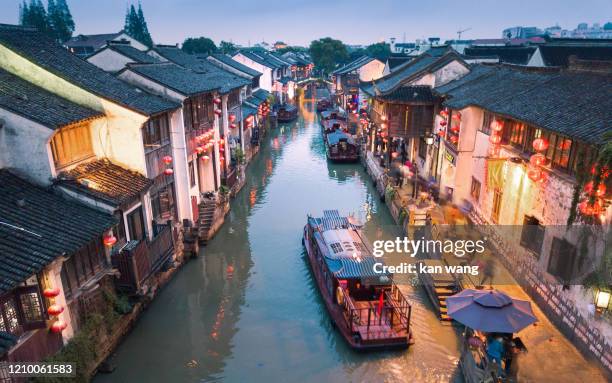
[{"xmin": 96, "ymin": 99, "xmax": 462, "ymax": 383}]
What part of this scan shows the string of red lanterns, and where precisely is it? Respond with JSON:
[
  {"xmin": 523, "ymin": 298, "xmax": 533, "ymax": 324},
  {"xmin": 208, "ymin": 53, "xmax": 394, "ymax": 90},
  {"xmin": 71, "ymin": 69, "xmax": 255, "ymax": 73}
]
[{"xmin": 527, "ymin": 136, "xmax": 550, "ymax": 182}]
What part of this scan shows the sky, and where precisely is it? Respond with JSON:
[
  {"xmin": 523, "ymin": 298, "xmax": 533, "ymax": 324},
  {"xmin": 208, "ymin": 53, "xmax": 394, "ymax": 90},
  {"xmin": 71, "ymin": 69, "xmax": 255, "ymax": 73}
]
[{"xmin": 1, "ymin": 0, "xmax": 611, "ymax": 47}]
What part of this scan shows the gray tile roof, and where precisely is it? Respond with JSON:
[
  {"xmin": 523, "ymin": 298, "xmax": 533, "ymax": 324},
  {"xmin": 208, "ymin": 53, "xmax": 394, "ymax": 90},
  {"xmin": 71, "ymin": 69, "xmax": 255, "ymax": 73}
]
[
  {"xmin": 57, "ymin": 159, "xmax": 153, "ymax": 207},
  {"xmin": 65, "ymin": 31, "xmax": 123, "ymax": 50},
  {"xmin": 238, "ymin": 50, "xmax": 288, "ymax": 69},
  {"xmin": 439, "ymin": 64, "xmax": 612, "ymax": 143},
  {"xmin": 252, "ymin": 89, "xmax": 271, "ymax": 103},
  {"xmin": 0, "ymin": 169, "xmax": 115, "ymax": 295},
  {"xmin": 208, "ymin": 54, "xmax": 262, "ymax": 77},
  {"xmin": 463, "ymin": 46, "xmax": 537, "ymax": 65},
  {"xmin": 106, "ymin": 44, "xmax": 159, "ymax": 64},
  {"xmin": 333, "ymin": 56, "xmax": 374, "ymax": 75},
  {"xmin": 0, "ymin": 24, "xmax": 179, "ymax": 116},
  {"xmin": 537, "ymin": 43, "xmax": 612, "ymax": 67},
  {"xmin": 374, "ymin": 85, "xmax": 438, "ymax": 104},
  {"xmin": 0, "ymin": 69, "xmax": 103, "ymax": 129},
  {"xmin": 151, "ymin": 46, "xmax": 250, "ymax": 93},
  {"xmin": 127, "ymin": 62, "xmax": 220, "ymax": 96},
  {"xmin": 362, "ymin": 51, "xmax": 467, "ymax": 96}
]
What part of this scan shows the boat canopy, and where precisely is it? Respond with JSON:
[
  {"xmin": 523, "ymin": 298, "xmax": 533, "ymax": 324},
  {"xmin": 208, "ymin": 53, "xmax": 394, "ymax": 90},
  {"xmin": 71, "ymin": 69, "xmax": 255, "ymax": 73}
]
[
  {"xmin": 326, "ymin": 131, "xmax": 356, "ymax": 146},
  {"xmin": 326, "ymin": 256, "xmax": 391, "ymax": 282}
]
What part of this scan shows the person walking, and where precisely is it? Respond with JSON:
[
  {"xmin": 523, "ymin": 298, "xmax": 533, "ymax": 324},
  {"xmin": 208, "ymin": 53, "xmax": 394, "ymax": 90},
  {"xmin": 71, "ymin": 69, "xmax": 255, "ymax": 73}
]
[{"xmin": 480, "ymin": 257, "xmax": 496, "ymax": 287}]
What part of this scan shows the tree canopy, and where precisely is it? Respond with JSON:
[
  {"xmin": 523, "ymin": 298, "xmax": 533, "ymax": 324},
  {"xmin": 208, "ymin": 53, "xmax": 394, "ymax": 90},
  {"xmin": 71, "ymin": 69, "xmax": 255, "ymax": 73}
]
[
  {"xmin": 182, "ymin": 37, "xmax": 217, "ymax": 55},
  {"xmin": 19, "ymin": 0, "xmax": 74, "ymax": 43},
  {"xmin": 124, "ymin": 3, "xmax": 153, "ymax": 47},
  {"xmin": 309, "ymin": 37, "xmax": 349, "ymax": 74},
  {"xmin": 218, "ymin": 40, "xmax": 236, "ymax": 54},
  {"xmin": 365, "ymin": 42, "xmax": 391, "ymax": 61}
]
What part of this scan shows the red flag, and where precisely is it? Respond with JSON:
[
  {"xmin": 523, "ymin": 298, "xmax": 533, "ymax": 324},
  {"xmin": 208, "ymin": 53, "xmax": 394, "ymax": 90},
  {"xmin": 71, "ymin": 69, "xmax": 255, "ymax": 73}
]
[{"xmin": 377, "ymin": 290, "xmax": 384, "ymax": 316}]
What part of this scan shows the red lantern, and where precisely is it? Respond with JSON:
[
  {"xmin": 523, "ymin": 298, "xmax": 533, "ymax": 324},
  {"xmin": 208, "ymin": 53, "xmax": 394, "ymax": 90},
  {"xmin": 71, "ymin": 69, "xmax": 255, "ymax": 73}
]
[
  {"xmin": 47, "ymin": 304, "xmax": 64, "ymax": 316},
  {"xmin": 219, "ymin": 139, "xmax": 225, "ymax": 146},
  {"xmin": 489, "ymin": 134, "xmax": 502, "ymax": 145},
  {"xmin": 529, "ymin": 153, "xmax": 546, "ymax": 167},
  {"xmin": 452, "ymin": 112, "xmax": 462, "ymax": 120},
  {"xmin": 214, "ymin": 109, "xmax": 222, "ymax": 116},
  {"xmin": 103, "ymin": 235, "xmax": 117, "ymax": 247},
  {"xmin": 437, "ymin": 131, "xmax": 446, "ymax": 138},
  {"xmin": 584, "ymin": 181, "xmax": 607, "ymax": 197},
  {"xmin": 439, "ymin": 120, "xmax": 447, "ymax": 127},
  {"xmin": 50, "ymin": 320, "xmax": 67, "ymax": 333},
  {"xmin": 230, "ymin": 123, "xmax": 237, "ymax": 129},
  {"xmin": 532, "ymin": 138, "xmax": 549, "ymax": 152},
  {"xmin": 43, "ymin": 287, "xmax": 61, "ymax": 298},
  {"xmin": 195, "ymin": 146, "xmax": 204, "ymax": 154},
  {"xmin": 488, "ymin": 146, "xmax": 501, "ymax": 157},
  {"xmin": 439, "ymin": 110, "xmax": 449, "ymax": 118},
  {"xmin": 527, "ymin": 168, "xmax": 542, "ymax": 182},
  {"xmin": 202, "ymin": 155, "xmax": 210, "ymax": 161},
  {"xmin": 162, "ymin": 155, "xmax": 173, "ymax": 165},
  {"xmin": 229, "ymin": 114, "xmax": 236, "ymax": 123},
  {"xmin": 491, "ymin": 120, "xmax": 503, "ymax": 132},
  {"xmin": 213, "ymin": 97, "xmax": 222, "ymax": 105},
  {"xmin": 163, "ymin": 168, "xmax": 174, "ymax": 176},
  {"xmin": 450, "ymin": 135, "xmax": 458, "ymax": 144},
  {"xmin": 450, "ymin": 125, "xmax": 460, "ymax": 133}
]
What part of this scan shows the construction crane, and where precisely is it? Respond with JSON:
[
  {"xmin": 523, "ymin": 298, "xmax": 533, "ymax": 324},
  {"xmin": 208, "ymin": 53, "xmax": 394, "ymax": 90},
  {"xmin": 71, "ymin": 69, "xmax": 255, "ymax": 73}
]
[{"xmin": 457, "ymin": 28, "xmax": 472, "ymax": 40}]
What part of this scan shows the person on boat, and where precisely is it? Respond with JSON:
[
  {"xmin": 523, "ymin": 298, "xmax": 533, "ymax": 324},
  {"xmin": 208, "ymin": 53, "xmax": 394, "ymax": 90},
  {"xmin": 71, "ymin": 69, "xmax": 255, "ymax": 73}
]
[{"xmin": 486, "ymin": 333, "xmax": 505, "ymax": 378}]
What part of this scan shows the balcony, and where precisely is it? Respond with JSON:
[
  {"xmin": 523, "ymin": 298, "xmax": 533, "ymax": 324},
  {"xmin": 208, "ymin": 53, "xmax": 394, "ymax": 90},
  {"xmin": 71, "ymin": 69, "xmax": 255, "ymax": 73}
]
[{"xmin": 111, "ymin": 222, "xmax": 175, "ymax": 293}]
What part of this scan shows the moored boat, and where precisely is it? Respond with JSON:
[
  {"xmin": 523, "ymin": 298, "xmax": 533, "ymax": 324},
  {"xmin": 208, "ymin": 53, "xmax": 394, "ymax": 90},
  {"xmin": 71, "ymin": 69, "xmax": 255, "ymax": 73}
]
[
  {"xmin": 303, "ymin": 210, "xmax": 413, "ymax": 350},
  {"xmin": 325, "ymin": 130, "xmax": 359, "ymax": 162},
  {"xmin": 277, "ymin": 104, "xmax": 298, "ymax": 122},
  {"xmin": 316, "ymin": 98, "xmax": 331, "ymax": 112}
]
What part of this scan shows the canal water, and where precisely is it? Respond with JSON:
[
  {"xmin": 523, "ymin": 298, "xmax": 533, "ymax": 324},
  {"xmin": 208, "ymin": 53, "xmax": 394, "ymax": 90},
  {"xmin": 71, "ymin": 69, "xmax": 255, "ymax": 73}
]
[{"xmin": 96, "ymin": 99, "xmax": 462, "ymax": 383}]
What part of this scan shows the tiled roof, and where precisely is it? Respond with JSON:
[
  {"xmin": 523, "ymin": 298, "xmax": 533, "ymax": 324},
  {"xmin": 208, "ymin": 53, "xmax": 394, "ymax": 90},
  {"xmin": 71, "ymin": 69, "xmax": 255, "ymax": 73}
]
[
  {"xmin": 387, "ymin": 56, "xmax": 413, "ymax": 71},
  {"xmin": 208, "ymin": 54, "xmax": 262, "ymax": 77},
  {"xmin": 252, "ymin": 89, "xmax": 270, "ymax": 102},
  {"xmin": 238, "ymin": 50, "xmax": 289, "ymax": 69},
  {"xmin": 0, "ymin": 170, "xmax": 115, "ymax": 294},
  {"xmin": 127, "ymin": 62, "xmax": 220, "ymax": 96},
  {"xmin": 106, "ymin": 44, "xmax": 159, "ymax": 64},
  {"xmin": 375, "ymin": 85, "xmax": 437, "ymax": 104},
  {"xmin": 0, "ymin": 69, "xmax": 103, "ymax": 129},
  {"xmin": 537, "ymin": 43, "xmax": 612, "ymax": 67},
  {"xmin": 65, "ymin": 31, "xmax": 123, "ymax": 49},
  {"xmin": 151, "ymin": 46, "xmax": 250, "ymax": 93},
  {"xmin": 440, "ymin": 64, "xmax": 612, "ymax": 143},
  {"xmin": 57, "ymin": 159, "xmax": 153, "ymax": 207},
  {"xmin": 463, "ymin": 46, "xmax": 537, "ymax": 65},
  {"xmin": 333, "ymin": 56, "xmax": 374, "ymax": 75},
  {"xmin": 240, "ymin": 102, "xmax": 257, "ymax": 120},
  {"xmin": 0, "ymin": 24, "xmax": 179, "ymax": 116},
  {"xmin": 362, "ymin": 51, "xmax": 466, "ymax": 96}
]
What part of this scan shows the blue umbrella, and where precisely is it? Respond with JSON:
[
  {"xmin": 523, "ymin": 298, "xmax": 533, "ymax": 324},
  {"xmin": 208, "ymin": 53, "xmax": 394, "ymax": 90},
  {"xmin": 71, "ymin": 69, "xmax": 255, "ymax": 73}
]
[{"xmin": 446, "ymin": 289, "xmax": 537, "ymax": 333}]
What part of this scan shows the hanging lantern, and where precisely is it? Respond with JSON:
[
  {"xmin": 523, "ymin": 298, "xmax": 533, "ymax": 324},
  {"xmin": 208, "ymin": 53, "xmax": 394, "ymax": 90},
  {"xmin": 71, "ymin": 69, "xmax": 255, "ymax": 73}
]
[
  {"xmin": 491, "ymin": 120, "xmax": 503, "ymax": 132},
  {"xmin": 230, "ymin": 123, "xmax": 237, "ymax": 129},
  {"xmin": 527, "ymin": 168, "xmax": 542, "ymax": 182},
  {"xmin": 103, "ymin": 234, "xmax": 117, "ymax": 247},
  {"xmin": 450, "ymin": 135, "xmax": 459, "ymax": 144},
  {"xmin": 47, "ymin": 304, "xmax": 64, "ymax": 316},
  {"xmin": 202, "ymin": 155, "xmax": 210, "ymax": 161},
  {"xmin": 162, "ymin": 155, "xmax": 173, "ymax": 165},
  {"xmin": 437, "ymin": 131, "xmax": 446, "ymax": 138},
  {"xmin": 219, "ymin": 146, "xmax": 225, "ymax": 152},
  {"xmin": 489, "ymin": 134, "xmax": 502, "ymax": 145},
  {"xmin": 213, "ymin": 97, "xmax": 222, "ymax": 105},
  {"xmin": 532, "ymin": 138, "xmax": 549, "ymax": 152},
  {"xmin": 452, "ymin": 112, "xmax": 462, "ymax": 120},
  {"xmin": 195, "ymin": 146, "xmax": 204, "ymax": 154},
  {"xmin": 219, "ymin": 139, "xmax": 225, "ymax": 146},
  {"xmin": 529, "ymin": 153, "xmax": 546, "ymax": 167},
  {"xmin": 229, "ymin": 114, "xmax": 236, "ymax": 123},
  {"xmin": 214, "ymin": 109, "xmax": 222, "ymax": 116},
  {"xmin": 163, "ymin": 168, "xmax": 174, "ymax": 176},
  {"xmin": 584, "ymin": 182, "xmax": 607, "ymax": 197},
  {"xmin": 50, "ymin": 320, "xmax": 67, "ymax": 333},
  {"xmin": 439, "ymin": 120, "xmax": 447, "ymax": 127},
  {"xmin": 43, "ymin": 287, "xmax": 61, "ymax": 298},
  {"xmin": 450, "ymin": 125, "xmax": 460, "ymax": 133},
  {"xmin": 439, "ymin": 109, "xmax": 449, "ymax": 118},
  {"xmin": 488, "ymin": 146, "xmax": 501, "ymax": 157}
]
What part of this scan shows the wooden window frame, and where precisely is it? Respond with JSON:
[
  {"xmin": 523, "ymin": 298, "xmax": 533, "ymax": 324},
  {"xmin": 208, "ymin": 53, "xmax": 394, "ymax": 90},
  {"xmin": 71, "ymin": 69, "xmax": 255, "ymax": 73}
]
[{"xmin": 50, "ymin": 122, "xmax": 94, "ymax": 169}]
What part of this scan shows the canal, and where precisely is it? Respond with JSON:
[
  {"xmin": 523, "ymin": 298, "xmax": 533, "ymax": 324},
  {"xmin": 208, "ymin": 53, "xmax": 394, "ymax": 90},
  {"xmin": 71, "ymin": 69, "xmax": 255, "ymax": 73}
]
[{"xmin": 96, "ymin": 99, "xmax": 462, "ymax": 383}]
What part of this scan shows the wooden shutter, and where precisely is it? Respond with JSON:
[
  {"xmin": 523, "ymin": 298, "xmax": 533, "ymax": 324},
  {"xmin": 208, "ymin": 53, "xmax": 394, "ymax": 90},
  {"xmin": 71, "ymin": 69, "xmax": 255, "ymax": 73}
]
[{"xmin": 15, "ymin": 286, "xmax": 46, "ymax": 331}]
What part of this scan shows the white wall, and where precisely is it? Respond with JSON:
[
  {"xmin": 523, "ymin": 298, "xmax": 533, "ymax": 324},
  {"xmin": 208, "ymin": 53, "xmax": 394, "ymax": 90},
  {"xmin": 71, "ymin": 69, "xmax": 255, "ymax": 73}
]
[
  {"xmin": 87, "ymin": 48, "xmax": 133, "ymax": 73},
  {"xmin": 358, "ymin": 59, "xmax": 385, "ymax": 82},
  {"xmin": 233, "ymin": 53, "xmax": 273, "ymax": 92}
]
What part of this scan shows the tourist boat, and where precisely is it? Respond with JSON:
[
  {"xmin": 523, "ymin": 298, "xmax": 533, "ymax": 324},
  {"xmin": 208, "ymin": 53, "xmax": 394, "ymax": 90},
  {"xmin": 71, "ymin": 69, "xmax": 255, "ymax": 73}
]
[
  {"xmin": 277, "ymin": 104, "xmax": 298, "ymax": 122},
  {"xmin": 322, "ymin": 119, "xmax": 348, "ymax": 136},
  {"xmin": 325, "ymin": 130, "xmax": 359, "ymax": 162},
  {"xmin": 320, "ymin": 109, "xmax": 347, "ymax": 125},
  {"xmin": 303, "ymin": 210, "xmax": 413, "ymax": 350},
  {"xmin": 316, "ymin": 98, "xmax": 331, "ymax": 112}
]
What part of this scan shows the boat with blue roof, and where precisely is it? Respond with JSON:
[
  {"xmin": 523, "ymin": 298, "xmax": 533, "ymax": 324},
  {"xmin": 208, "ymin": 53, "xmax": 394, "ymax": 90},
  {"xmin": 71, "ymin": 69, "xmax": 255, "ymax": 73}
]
[
  {"xmin": 303, "ymin": 210, "xmax": 413, "ymax": 350},
  {"xmin": 325, "ymin": 130, "xmax": 359, "ymax": 162}
]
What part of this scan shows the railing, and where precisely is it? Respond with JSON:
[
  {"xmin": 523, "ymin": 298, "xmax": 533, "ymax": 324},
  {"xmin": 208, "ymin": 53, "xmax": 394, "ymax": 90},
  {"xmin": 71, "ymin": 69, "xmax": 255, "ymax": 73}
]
[{"xmin": 112, "ymin": 223, "xmax": 174, "ymax": 293}]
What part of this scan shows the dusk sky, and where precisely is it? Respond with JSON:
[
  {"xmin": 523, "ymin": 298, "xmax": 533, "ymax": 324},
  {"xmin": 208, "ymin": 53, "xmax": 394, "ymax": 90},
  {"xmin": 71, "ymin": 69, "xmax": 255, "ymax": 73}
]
[{"xmin": 1, "ymin": 0, "xmax": 611, "ymax": 46}]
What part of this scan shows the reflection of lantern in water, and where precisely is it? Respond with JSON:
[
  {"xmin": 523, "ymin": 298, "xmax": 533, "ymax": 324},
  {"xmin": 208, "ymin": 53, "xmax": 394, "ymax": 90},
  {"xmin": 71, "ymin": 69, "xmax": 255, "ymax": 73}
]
[
  {"xmin": 250, "ymin": 188, "xmax": 257, "ymax": 207},
  {"xmin": 529, "ymin": 153, "xmax": 546, "ymax": 167}
]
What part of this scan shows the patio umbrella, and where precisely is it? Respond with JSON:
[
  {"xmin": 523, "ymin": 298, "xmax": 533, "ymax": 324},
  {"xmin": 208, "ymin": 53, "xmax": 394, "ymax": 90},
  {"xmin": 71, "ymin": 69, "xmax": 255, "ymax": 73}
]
[{"xmin": 446, "ymin": 289, "xmax": 537, "ymax": 333}]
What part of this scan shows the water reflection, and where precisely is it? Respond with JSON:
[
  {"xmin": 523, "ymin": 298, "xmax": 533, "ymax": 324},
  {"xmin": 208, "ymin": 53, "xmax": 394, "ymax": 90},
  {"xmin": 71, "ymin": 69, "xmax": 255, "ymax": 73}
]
[{"xmin": 95, "ymin": 99, "xmax": 462, "ymax": 383}]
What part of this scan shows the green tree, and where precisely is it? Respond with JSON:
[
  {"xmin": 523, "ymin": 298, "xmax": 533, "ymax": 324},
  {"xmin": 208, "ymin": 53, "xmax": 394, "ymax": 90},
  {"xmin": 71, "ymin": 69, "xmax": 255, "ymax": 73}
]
[
  {"xmin": 219, "ymin": 40, "xmax": 236, "ymax": 54},
  {"xmin": 366, "ymin": 42, "xmax": 391, "ymax": 61},
  {"xmin": 19, "ymin": 0, "xmax": 50, "ymax": 35},
  {"xmin": 124, "ymin": 2, "xmax": 153, "ymax": 47},
  {"xmin": 47, "ymin": 0, "xmax": 74, "ymax": 43},
  {"xmin": 309, "ymin": 37, "xmax": 349, "ymax": 74},
  {"xmin": 182, "ymin": 37, "xmax": 217, "ymax": 54}
]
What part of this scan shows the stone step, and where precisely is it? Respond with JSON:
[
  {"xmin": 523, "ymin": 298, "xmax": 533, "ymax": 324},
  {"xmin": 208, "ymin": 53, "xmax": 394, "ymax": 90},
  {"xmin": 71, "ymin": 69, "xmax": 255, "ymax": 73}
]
[{"xmin": 434, "ymin": 287, "xmax": 455, "ymax": 296}]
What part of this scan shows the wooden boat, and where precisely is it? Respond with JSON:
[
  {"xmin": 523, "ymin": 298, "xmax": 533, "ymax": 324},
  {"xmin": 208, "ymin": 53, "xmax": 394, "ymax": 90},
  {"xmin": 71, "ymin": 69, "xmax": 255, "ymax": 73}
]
[
  {"xmin": 325, "ymin": 130, "xmax": 359, "ymax": 162},
  {"xmin": 316, "ymin": 98, "xmax": 331, "ymax": 112},
  {"xmin": 277, "ymin": 104, "xmax": 298, "ymax": 122},
  {"xmin": 303, "ymin": 210, "xmax": 413, "ymax": 350},
  {"xmin": 322, "ymin": 119, "xmax": 347, "ymax": 136},
  {"xmin": 320, "ymin": 109, "xmax": 347, "ymax": 124}
]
